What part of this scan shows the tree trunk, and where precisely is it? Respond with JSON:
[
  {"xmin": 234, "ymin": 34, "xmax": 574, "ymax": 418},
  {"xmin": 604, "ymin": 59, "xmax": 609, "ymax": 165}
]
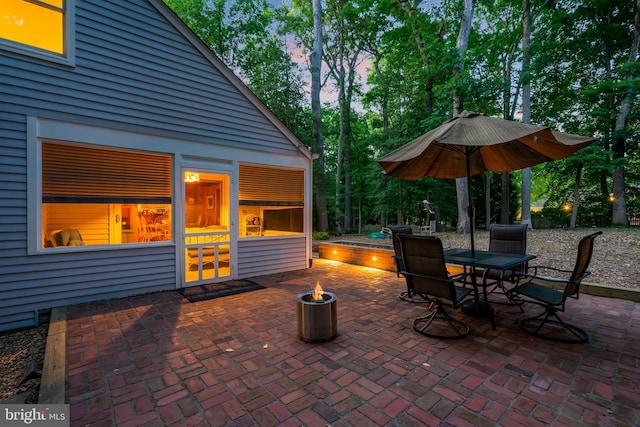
[
  {"xmin": 342, "ymin": 64, "xmax": 357, "ymax": 233},
  {"xmin": 521, "ymin": 168, "xmax": 532, "ymax": 227},
  {"xmin": 454, "ymin": 0, "xmax": 475, "ymax": 234},
  {"xmin": 334, "ymin": 70, "xmax": 344, "ymax": 234},
  {"xmin": 372, "ymin": 53, "xmax": 390, "ymax": 227},
  {"xmin": 397, "ymin": 179, "xmax": 404, "ymax": 225},
  {"xmin": 485, "ymin": 172, "xmax": 490, "ymax": 229},
  {"xmin": 358, "ymin": 196, "xmax": 362, "ymax": 234},
  {"xmin": 343, "ymin": 113, "xmax": 353, "ymax": 232},
  {"xmin": 570, "ymin": 163, "xmax": 583, "ymax": 229},
  {"xmin": 456, "ymin": 178, "xmax": 470, "ymax": 234},
  {"xmin": 500, "ymin": 172, "xmax": 510, "ymax": 224},
  {"xmin": 311, "ymin": 0, "xmax": 328, "ymax": 232},
  {"xmin": 611, "ymin": 0, "xmax": 639, "ymax": 227},
  {"xmin": 520, "ymin": 0, "xmax": 533, "ymax": 229},
  {"xmin": 381, "ymin": 175, "xmax": 388, "ymax": 226}
]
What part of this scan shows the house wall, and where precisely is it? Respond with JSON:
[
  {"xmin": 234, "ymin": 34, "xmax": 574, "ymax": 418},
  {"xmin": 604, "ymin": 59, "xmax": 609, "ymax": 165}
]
[
  {"xmin": 237, "ymin": 237, "xmax": 309, "ymax": 277},
  {"xmin": 0, "ymin": 0, "xmax": 312, "ymax": 331}
]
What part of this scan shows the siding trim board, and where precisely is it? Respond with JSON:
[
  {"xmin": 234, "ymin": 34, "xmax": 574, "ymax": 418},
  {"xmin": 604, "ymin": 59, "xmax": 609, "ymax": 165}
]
[{"xmin": 0, "ymin": 0, "xmax": 312, "ymax": 331}]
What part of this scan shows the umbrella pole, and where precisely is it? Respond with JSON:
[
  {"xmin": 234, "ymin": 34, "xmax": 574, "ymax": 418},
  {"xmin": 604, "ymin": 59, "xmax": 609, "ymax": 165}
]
[{"xmin": 466, "ymin": 154, "xmax": 475, "ymax": 256}]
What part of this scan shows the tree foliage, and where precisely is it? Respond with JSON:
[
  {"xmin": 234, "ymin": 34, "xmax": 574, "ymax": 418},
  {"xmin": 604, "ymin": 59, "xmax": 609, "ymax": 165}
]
[{"xmin": 164, "ymin": 0, "xmax": 640, "ymax": 233}]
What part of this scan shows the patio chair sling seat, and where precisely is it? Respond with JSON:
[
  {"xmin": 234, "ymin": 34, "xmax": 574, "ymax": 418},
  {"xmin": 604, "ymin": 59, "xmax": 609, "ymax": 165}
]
[
  {"xmin": 476, "ymin": 224, "xmax": 528, "ymax": 306},
  {"xmin": 399, "ymin": 234, "xmax": 472, "ymax": 339},
  {"xmin": 510, "ymin": 231, "xmax": 602, "ymax": 344}
]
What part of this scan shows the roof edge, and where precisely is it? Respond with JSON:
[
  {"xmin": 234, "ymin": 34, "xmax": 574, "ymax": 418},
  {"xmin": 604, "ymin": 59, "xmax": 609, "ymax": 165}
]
[{"xmin": 147, "ymin": 0, "xmax": 312, "ymax": 159}]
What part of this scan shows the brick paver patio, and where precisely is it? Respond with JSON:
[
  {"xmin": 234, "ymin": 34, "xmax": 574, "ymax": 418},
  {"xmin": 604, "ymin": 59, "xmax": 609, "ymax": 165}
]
[{"xmin": 64, "ymin": 258, "xmax": 640, "ymax": 426}]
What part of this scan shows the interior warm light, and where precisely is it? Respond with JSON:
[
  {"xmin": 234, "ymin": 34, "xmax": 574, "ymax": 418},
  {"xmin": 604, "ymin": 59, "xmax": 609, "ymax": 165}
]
[
  {"xmin": 184, "ymin": 172, "xmax": 200, "ymax": 182},
  {"xmin": 372, "ymin": 256, "xmax": 377, "ymax": 261},
  {"xmin": 333, "ymin": 250, "xmax": 338, "ymax": 255},
  {"xmin": 2, "ymin": 0, "xmax": 64, "ymax": 54},
  {"xmin": 311, "ymin": 281, "xmax": 324, "ymax": 302},
  {"xmin": 609, "ymin": 193, "xmax": 615, "ymax": 202}
]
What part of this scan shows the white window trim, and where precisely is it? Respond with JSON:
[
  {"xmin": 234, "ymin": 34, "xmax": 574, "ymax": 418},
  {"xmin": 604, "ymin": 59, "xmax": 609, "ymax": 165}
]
[
  {"xmin": 0, "ymin": 0, "xmax": 76, "ymax": 66},
  {"xmin": 27, "ymin": 116, "xmax": 42, "ymax": 255},
  {"xmin": 27, "ymin": 117, "xmax": 176, "ymax": 254}
]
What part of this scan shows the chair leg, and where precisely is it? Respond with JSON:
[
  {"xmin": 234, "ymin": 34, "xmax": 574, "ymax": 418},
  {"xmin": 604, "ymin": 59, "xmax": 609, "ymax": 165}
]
[
  {"xmin": 483, "ymin": 282, "xmax": 525, "ymax": 313},
  {"xmin": 518, "ymin": 307, "xmax": 588, "ymax": 344},
  {"xmin": 399, "ymin": 289, "xmax": 431, "ymax": 303},
  {"xmin": 496, "ymin": 283, "xmax": 526, "ymax": 312},
  {"xmin": 413, "ymin": 302, "xmax": 470, "ymax": 339}
]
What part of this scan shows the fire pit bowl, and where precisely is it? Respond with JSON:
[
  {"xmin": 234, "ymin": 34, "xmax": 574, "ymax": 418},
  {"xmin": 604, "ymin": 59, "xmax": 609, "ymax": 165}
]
[{"xmin": 297, "ymin": 291, "xmax": 337, "ymax": 343}]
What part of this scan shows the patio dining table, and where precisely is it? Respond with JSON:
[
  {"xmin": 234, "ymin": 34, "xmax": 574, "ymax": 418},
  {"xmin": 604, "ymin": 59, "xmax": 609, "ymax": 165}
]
[{"xmin": 443, "ymin": 248, "xmax": 536, "ymax": 329}]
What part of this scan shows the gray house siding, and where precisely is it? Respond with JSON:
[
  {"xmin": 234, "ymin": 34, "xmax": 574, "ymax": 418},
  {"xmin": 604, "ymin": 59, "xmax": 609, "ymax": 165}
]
[
  {"xmin": 0, "ymin": 0, "xmax": 311, "ymax": 331},
  {"xmin": 3, "ymin": 1, "xmax": 300, "ymax": 154},
  {"xmin": 237, "ymin": 237, "xmax": 309, "ymax": 277}
]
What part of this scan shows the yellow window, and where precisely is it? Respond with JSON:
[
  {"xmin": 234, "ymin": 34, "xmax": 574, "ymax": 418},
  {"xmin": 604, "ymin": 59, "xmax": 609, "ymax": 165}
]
[{"xmin": 1, "ymin": 0, "xmax": 65, "ymax": 54}]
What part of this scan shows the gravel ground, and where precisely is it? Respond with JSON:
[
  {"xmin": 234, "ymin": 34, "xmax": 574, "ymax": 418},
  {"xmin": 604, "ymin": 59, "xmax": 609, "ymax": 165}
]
[{"xmin": 1, "ymin": 227, "xmax": 636, "ymax": 403}]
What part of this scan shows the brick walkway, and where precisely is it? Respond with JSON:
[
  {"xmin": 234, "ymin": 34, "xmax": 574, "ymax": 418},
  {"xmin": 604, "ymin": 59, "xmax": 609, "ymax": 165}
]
[{"xmin": 65, "ymin": 259, "xmax": 640, "ymax": 426}]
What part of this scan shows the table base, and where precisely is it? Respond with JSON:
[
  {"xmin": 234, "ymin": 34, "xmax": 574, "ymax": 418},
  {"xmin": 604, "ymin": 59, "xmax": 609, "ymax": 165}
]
[{"xmin": 461, "ymin": 300, "xmax": 493, "ymax": 318}]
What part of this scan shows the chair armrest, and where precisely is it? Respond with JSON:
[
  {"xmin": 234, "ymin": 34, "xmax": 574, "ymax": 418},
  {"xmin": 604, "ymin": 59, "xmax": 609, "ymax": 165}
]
[
  {"xmin": 514, "ymin": 269, "xmax": 591, "ymax": 287},
  {"xmin": 516, "ymin": 272, "xmax": 568, "ymax": 285},
  {"xmin": 450, "ymin": 272, "xmax": 470, "ymax": 283},
  {"xmin": 526, "ymin": 265, "xmax": 573, "ymax": 275},
  {"xmin": 401, "ymin": 271, "xmax": 469, "ymax": 284}
]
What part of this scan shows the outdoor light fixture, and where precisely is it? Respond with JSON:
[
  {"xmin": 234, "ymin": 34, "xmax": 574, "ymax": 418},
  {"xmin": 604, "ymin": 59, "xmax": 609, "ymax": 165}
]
[{"xmin": 184, "ymin": 172, "xmax": 200, "ymax": 182}]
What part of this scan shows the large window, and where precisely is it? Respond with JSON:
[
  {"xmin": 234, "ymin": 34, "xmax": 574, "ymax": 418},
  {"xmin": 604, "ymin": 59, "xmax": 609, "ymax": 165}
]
[
  {"xmin": 1, "ymin": 0, "xmax": 72, "ymax": 61},
  {"xmin": 238, "ymin": 164, "xmax": 304, "ymax": 238},
  {"xmin": 41, "ymin": 142, "xmax": 173, "ymax": 248}
]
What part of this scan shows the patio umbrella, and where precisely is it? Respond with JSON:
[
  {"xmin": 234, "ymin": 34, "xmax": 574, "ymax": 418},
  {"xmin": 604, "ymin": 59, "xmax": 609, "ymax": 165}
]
[{"xmin": 377, "ymin": 111, "xmax": 595, "ymax": 254}]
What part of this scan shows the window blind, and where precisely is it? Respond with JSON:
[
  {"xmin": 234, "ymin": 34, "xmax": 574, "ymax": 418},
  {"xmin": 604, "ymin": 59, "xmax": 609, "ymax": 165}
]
[
  {"xmin": 42, "ymin": 141, "xmax": 172, "ymax": 204},
  {"xmin": 239, "ymin": 164, "xmax": 303, "ymax": 206}
]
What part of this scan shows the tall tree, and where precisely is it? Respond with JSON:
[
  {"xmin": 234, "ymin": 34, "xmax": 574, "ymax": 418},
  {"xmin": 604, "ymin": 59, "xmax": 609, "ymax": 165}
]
[
  {"xmin": 520, "ymin": 0, "xmax": 532, "ymax": 229},
  {"xmin": 473, "ymin": 0, "xmax": 524, "ymax": 224},
  {"xmin": 454, "ymin": 0, "xmax": 475, "ymax": 234},
  {"xmin": 356, "ymin": 0, "xmax": 393, "ymax": 226},
  {"xmin": 611, "ymin": 0, "xmax": 640, "ymax": 226},
  {"xmin": 323, "ymin": 0, "xmax": 364, "ymax": 233},
  {"xmin": 310, "ymin": 0, "xmax": 329, "ymax": 232}
]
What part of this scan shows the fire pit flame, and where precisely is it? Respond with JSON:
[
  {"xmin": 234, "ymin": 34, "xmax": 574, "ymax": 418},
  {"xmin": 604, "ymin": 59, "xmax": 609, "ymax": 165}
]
[{"xmin": 311, "ymin": 281, "xmax": 324, "ymax": 302}]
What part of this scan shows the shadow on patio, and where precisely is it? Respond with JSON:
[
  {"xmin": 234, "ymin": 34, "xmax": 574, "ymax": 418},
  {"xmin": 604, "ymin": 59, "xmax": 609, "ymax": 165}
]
[{"xmin": 64, "ymin": 258, "xmax": 640, "ymax": 426}]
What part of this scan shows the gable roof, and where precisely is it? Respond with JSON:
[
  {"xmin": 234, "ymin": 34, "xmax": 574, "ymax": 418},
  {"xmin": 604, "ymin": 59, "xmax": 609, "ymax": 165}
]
[{"xmin": 147, "ymin": 0, "xmax": 312, "ymax": 159}]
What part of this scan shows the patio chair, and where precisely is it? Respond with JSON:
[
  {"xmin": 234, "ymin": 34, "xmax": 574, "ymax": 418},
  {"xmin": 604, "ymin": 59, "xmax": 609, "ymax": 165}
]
[
  {"xmin": 390, "ymin": 225, "xmax": 413, "ymax": 277},
  {"xmin": 389, "ymin": 225, "xmax": 422, "ymax": 302},
  {"xmin": 476, "ymin": 224, "xmax": 528, "ymax": 306},
  {"xmin": 509, "ymin": 231, "xmax": 602, "ymax": 343},
  {"xmin": 399, "ymin": 234, "xmax": 472, "ymax": 339}
]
